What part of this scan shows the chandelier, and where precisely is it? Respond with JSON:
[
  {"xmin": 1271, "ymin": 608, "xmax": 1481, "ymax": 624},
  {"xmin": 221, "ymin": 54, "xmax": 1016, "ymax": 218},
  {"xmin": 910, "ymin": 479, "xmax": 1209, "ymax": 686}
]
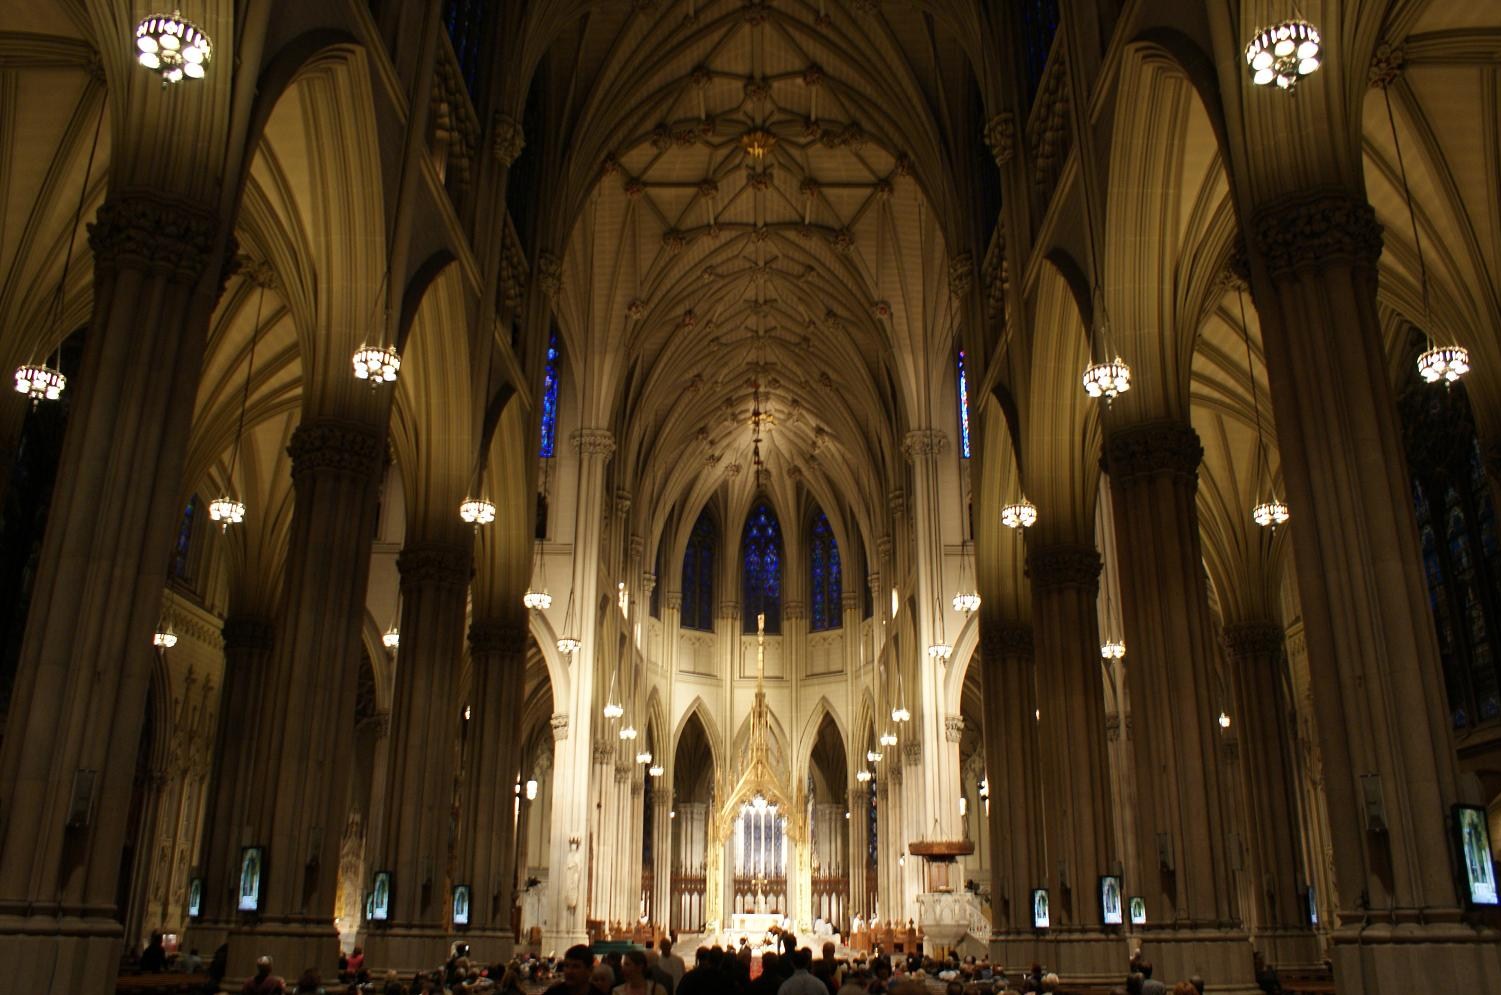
[
  {"xmin": 927, "ymin": 641, "xmax": 953, "ymax": 661},
  {"xmin": 459, "ymin": 497, "xmax": 496, "ymax": 527},
  {"xmin": 1100, "ymin": 638, "xmax": 1125, "ymax": 660},
  {"xmin": 556, "ymin": 635, "xmax": 580, "ymax": 654},
  {"xmin": 1082, "ymin": 357, "xmax": 1132, "ymax": 401},
  {"xmin": 382, "ymin": 625, "xmax": 400, "ymax": 649},
  {"xmin": 879, "ymin": 730, "xmax": 897, "ymax": 747},
  {"xmin": 649, "ymin": 763, "xmax": 664, "ymax": 777},
  {"xmin": 1218, "ymin": 711, "xmax": 1232, "ymax": 730},
  {"xmin": 152, "ymin": 625, "xmax": 178, "ymax": 649},
  {"xmin": 523, "ymin": 536, "xmax": 551, "ymax": 610},
  {"xmin": 1001, "ymin": 498, "xmax": 1037, "ymax": 530},
  {"xmin": 556, "ymin": 590, "xmax": 580, "ymax": 654},
  {"xmin": 636, "ymin": 750, "xmax": 653, "ymax": 765},
  {"xmin": 856, "ymin": 769, "xmax": 872, "ymax": 783},
  {"xmin": 135, "ymin": 10, "xmax": 212, "ymax": 84},
  {"xmin": 603, "ymin": 701, "xmax": 624, "ymax": 720},
  {"xmin": 522, "ymin": 588, "xmax": 551, "ymax": 610},
  {"xmin": 14, "ymin": 365, "xmax": 65, "ymax": 404},
  {"xmin": 352, "ymin": 343, "xmax": 401, "ymax": 384},
  {"xmin": 211, "ymin": 281, "xmax": 267, "ymax": 531},
  {"xmin": 619, "ymin": 724, "xmax": 638, "ymax": 741},
  {"xmin": 1252, "ymin": 499, "xmax": 1291, "ymax": 528},
  {"xmin": 891, "ymin": 704, "xmax": 911, "ymax": 723},
  {"xmin": 952, "ymin": 537, "xmax": 980, "ymax": 614},
  {"xmin": 1234, "ymin": 287, "xmax": 1289, "ymax": 529},
  {"xmin": 866, "ymin": 749, "xmax": 882, "ymax": 763},
  {"xmin": 1417, "ymin": 345, "xmax": 1470, "ymax": 384},
  {"xmin": 208, "ymin": 496, "xmax": 246, "ymax": 527},
  {"xmin": 1244, "ymin": 19, "xmax": 1321, "ymax": 91}
]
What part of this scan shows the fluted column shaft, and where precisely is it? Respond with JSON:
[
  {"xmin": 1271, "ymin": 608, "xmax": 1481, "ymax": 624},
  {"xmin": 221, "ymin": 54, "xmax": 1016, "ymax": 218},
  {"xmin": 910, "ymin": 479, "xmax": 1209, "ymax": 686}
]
[
  {"xmin": 1028, "ymin": 544, "xmax": 1117, "ymax": 975},
  {"xmin": 978, "ymin": 617, "xmax": 1041, "ymax": 969},
  {"xmin": 365, "ymin": 541, "xmax": 473, "ymax": 970},
  {"xmin": 848, "ymin": 785, "xmax": 868, "ymax": 922},
  {"xmin": 0, "ymin": 193, "xmax": 225, "ymax": 991},
  {"xmin": 458, "ymin": 618, "xmax": 529, "ymax": 961},
  {"xmin": 195, "ymin": 617, "xmax": 276, "ymax": 943},
  {"xmin": 226, "ymin": 418, "xmax": 386, "ymax": 978},
  {"xmin": 1106, "ymin": 422, "xmax": 1253, "ymax": 989},
  {"xmin": 1222, "ymin": 621, "xmax": 1319, "ymax": 965}
]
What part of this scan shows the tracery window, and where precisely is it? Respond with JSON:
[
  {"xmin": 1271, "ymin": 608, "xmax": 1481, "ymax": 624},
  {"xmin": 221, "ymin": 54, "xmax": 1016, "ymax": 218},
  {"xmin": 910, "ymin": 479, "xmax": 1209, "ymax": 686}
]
[
  {"xmin": 809, "ymin": 509, "xmax": 842, "ymax": 632},
  {"xmin": 742, "ymin": 500, "xmax": 782, "ymax": 634},
  {"xmin": 171, "ymin": 496, "xmax": 198, "ymax": 582},
  {"xmin": 539, "ymin": 330, "xmax": 559, "ymax": 459},
  {"xmin": 956, "ymin": 348, "xmax": 972, "ymax": 459},
  {"xmin": 1401, "ymin": 340, "xmax": 1501, "ymax": 730},
  {"xmin": 681, "ymin": 509, "xmax": 715, "ymax": 632}
]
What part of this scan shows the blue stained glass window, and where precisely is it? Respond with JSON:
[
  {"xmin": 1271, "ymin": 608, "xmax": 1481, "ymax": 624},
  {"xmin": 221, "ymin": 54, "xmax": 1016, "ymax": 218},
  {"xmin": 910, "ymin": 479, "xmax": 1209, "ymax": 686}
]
[
  {"xmin": 443, "ymin": 0, "xmax": 488, "ymax": 98},
  {"xmin": 742, "ymin": 501, "xmax": 783, "ymax": 634},
  {"xmin": 681, "ymin": 509, "xmax": 716, "ymax": 631},
  {"xmin": 809, "ymin": 510, "xmax": 843, "ymax": 631},
  {"xmin": 171, "ymin": 497, "xmax": 197, "ymax": 581},
  {"xmin": 957, "ymin": 349, "xmax": 972, "ymax": 459},
  {"xmin": 539, "ymin": 330, "xmax": 559, "ymax": 458},
  {"xmin": 867, "ymin": 778, "xmax": 878, "ymax": 866}
]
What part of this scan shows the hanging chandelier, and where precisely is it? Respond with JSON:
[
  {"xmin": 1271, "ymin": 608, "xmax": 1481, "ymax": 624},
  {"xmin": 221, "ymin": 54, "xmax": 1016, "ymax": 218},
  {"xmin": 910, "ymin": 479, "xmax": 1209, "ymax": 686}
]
[
  {"xmin": 1235, "ymin": 288, "xmax": 1290, "ymax": 529},
  {"xmin": 352, "ymin": 343, "xmax": 401, "ymax": 384},
  {"xmin": 891, "ymin": 704, "xmax": 911, "ymax": 723},
  {"xmin": 1416, "ymin": 345, "xmax": 1470, "ymax": 384},
  {"xmin": 208, "ymin": 496, "xmax": 246, "ymax": 528},
  {"xmin": 619, "ymin": 724, "xmax": 638, "ymax": 741},
  {"xmin": 459, "ymin": 497, "xmax": 496, "ymax": 527},
  {"xmin": 1218, "ymin": 711, "xmax": 1232, "ymax": 730},
  {"xmin": 636, "ymin": 750, "xmax": 653, "ymax": 765},
  {"xmin": 927, "ymin": 641, "xmax": 953, "ymax": 661},
  {"xmin": 523, "ymin": 539, "xmax": 551, "ymax": 610},
  {"xmin": 1252, "ymin": 499, "xmax": 1291, "ymax": 528},
  {"xmin": 1100, "ymin": 638, "xmax": 1125, "ymax": 660},
  {"xmin": 152, "ymin": 625, "xmax": 178, "ymax": 649},
  {"xmin": 603, "ymin": 701, "xmax": 624, "ymax": 720},
  {"xmin": 856, "ymin": 769, "xmax": 872, "ymax": 783},
  {"xmin": 135, "ymin": 10, "xmax": 212, "ymax": 84},
  {"xmin": 1082, "ymin": 357, "xmax": 1132, "ymax": 401},
  {"xmin": 1244, "ymin": 18, "xmax": 1321, "ymax": 91},
  {"xmin": 210, "ymin": 282, "xmax": 267, "ymax": 531},
  {"xmin": 382, "ymin": 625, "xmax": 400, "ymax": 649},
  {"xmin": 556, "ymin": 591, "xmax": 580, "ymax": 654},
  {"xmin": 1001, "ymin": 498, "xmax": 1037, "ymax": 530},
  {"xmin": 14, "ymin": 365, "xmax": 65, "ymax": 404},
  {"xmin": 951, "ymin": 590, "xmax": 981, "ymax": 614},
  {"xmin": 649, "ymin": 763, "xmax": 664, "ymax": 777},
  {"xmin": 952, "ymin": 539, "xmax": 980, "ymax": 614},
  {"xmin": 866, "ymin": 749, "xmax": 882, "ymax": 763},
  {"xmin": 556, "ymin": 635, "xmax": 580, "ymax": 654},
  {"xmin": 880, "ymin": 730, "xmax": 897, "ymax": 747},
  {"xmin": 522, "ymin": 588, "xmax": 552, "ymax": 610}
]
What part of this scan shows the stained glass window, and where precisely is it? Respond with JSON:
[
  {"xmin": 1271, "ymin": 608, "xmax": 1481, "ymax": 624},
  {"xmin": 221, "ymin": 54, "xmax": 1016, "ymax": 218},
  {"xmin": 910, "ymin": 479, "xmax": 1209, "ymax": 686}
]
[
  {"xmin": 171, "ymin": 496, "xmax": 197, "ymax": 581},
  {"xmin": 957, "ymin": 349, "xmax": 972, "ymax": 459},
  {"xmin": 540, "ymin": 330, "xmax": 559, "ymax": 458},
  {"xmin": 681, "ymin": 509, "xmax": 715, "ymax": 631},
  {"xmin": 1020, "ymin": 0, "xmax": 1061, "ymax": 104},
  {"xmin": 742, "ymin": 501, "xmax": 783, "ymax": 634},
  {"xmin": 443, "ymin": 0, "xmax": 488, "ymax": 98},
  {"xmin": 810, "ymin": 509, "xmax": 842, "ymax": 631},
  {"xmin": 867, "ymin": 778, "xmax": 878, "ymax": 866}
]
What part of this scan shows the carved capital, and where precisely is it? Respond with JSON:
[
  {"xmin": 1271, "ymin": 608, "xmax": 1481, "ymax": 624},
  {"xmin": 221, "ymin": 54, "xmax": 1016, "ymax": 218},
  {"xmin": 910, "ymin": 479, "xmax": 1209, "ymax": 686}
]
[
  {"xmin": 948, "ymin": 252, "xmax": 974, "ymax": 298},
  {"xmin": 1222, "ymin": 620, "xmax": 1285, "ymax": 660},
  {"xmin": 470, "ymin": 619, "xmax": 529, "ymax": 658},
  {"xmin": 717, "ymin": 601, "xmax": 740, "ymax": 620},
  {"xmin": 593, "ymin": 740, "xmax": 614, "ymax": 764},
  {"xmin": 944, "ymin": 715, "xmax": 964, "ymax": 743},
  {"xmin": 902, "ymin": 740, "xmax": 921, "ymax": 766},
  {"xmin": 614, "ymin": 764, "xmax": 632, "ymax": 784},
  {"xmin": 615, "ymin": 490, "xmax": 633, "ymax": 516},
  {"xmin": 1368, "ymin": 42, "xmax": 1405, "ymax": 89},
  {"xmin": 88, "ymin": 193, "xmax": 219, "ymax": 283},
  {"xmin": 287, "ymin": 419, "xmax": 386, "ymax": 483},
  {"xmin": 902, "ymin": 429, "xmax": 948, "ymax": 461},
  {"xmin": 1251, "ymin": 191, "xmax": 1382, "ymax": 281},
  {"xmin": 571, "ymin": 428, "xmax": 616, "ymax": 459},
  {"xmin": 1105, "ymin": 712, "xmax": 1121, "ymax": 743},
  {"xmin": 550, "ymin": 713, "xmax": 569, "ymax": 740},
  {"xmin": 841, "ymin": 591, "xmax": 860, "ymax": 613},
  {"xmin": 784, "ymin": 600, "xmax": 807, "ymax": 622},
  {"xmin": 666, "ymin": 591, "xmax": 684, "ymax": 611},
  {"xmin": 980, "ymin": 619, "xmax": 1034, "ymax": 660},
  {"xmin": 1104, "ymin": 421, "xmax": 1202, "ymax": 484},
  {"xmin": 397, "ymin": 542, "xmax": 471, "ymax": 591},
  {"xmin": 1027, "ymin": 544, "xmax": 1102, "ymax": 592},
  {"xmin": 222, "ymin": 616, "xmax": 275, "ymax": 653},
  {"xmin": 984, "ymin": 112, "xmax": 1016, "ymax": 168},
  {"xmin": 536, "ymin": 251, "xmax": 562, "ymax": 297},
  {"xmin": 492, "ymin": 112, "xmax": 526, "ymax": 165}
]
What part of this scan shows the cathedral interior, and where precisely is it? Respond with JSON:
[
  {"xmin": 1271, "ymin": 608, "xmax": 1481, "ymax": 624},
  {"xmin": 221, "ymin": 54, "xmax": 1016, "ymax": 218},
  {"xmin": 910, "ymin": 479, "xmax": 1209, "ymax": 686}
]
[{"xmin": 2, "ymin": 1, "xmax": 1501, "ymax": 992}]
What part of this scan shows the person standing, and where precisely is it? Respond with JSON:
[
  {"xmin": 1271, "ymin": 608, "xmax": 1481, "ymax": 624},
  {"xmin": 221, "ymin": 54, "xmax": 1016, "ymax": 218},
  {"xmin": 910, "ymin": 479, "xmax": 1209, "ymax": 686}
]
[{"xmin": 658, "ymin": 938, "xmax": 686, "ymax": 987}]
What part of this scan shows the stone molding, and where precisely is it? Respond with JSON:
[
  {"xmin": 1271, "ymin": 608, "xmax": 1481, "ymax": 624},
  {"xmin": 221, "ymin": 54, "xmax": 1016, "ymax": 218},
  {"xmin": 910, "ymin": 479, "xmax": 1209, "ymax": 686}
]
[
  {"xmin": 222, "ymin": 616, "xmax": 275, "ymax": 653},
  {"xmin": 841, "ymin": 592, "xmax": 860, "ymax": 613},
  {"xmin": 492, "ymin": 112, "xmax": 525, "ymax": 165},
  {"xmin": 1027, "ymin": 544, "xmax": 1102, "ymax": 592},
  {"xmin": 902, "ymin": 429, "xmax": 948, "ymax": 461},
  {"xmin": 1251, "ymin": 190, "xmax": 1383, "ymax": 281},
  {"xmin": 784, "ymin": 601, "xmax": 807, "ymax": 622},
  {"xmin": 287, "ymin": 419, "xmax": 386, "ymax": 482},
  {"xmin": 717, "ymin": 601, "xmax": 740, "ymax": 620},
  {"xmin": 550, "ymin": 713, "xmax": 569, "ymax": 740},
  {"xmin": 572, "ymin": 428, "xmax": 616, "ymax": 459},
  {"xmin": 88, "ymin": 192, "xmax": 218, "ymax": 283},
  {"xmin": 397, "ymin": 542, "xmax": 471, "ymax": 590},
  {"xmin": 470, "ymin": 619, "xmax": 529, "ymax": 658},
  {"xmin": 1104, "ymin": 420, "xmax": 1202, "ymax": 484},
  {"xmin": 1223, "ymin": 620, "xmax": 1286, "ymax": 659},
  {"xmin": 980, "ymin": 619, "xmax": 1033, "ymax": 660}
]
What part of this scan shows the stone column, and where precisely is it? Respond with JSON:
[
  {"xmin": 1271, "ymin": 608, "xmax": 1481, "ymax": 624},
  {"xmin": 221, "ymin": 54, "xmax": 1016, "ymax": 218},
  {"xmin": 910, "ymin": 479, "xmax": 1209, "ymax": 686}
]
[
  {"xmin": 848, "ymin": 785, "xmax": 868, "ymax": 923},
  {"xmin": 1248, "ymin": 191, "xmax": 1501, "ymax": 988},
  {"xmin": 226, "ymin": 418, "xmax": 387, "ymax": 979},
  {"xmin": 1027, "ymin": 544, "xmax": 1118, "ymax": 980},
  {"xmin": 457, "ymin": 618, "xmax": 528, "ymax": 963},
  {"xmin": 1221, "ymin": 622, "xmax": 1319, "ymax": 967},
  {"xmin": 1105, "ymin": 421, "xmax": 1255, "ymax": 991},
  {"xmin": 193, "ymin": 616, "xmax": 276, "ymax": 950},
  {"xmin": 0, "ymin": 193, "xmax": 223, "ymax": 991},
  {"xmin": 651, "ymin": 785, "xmax": 671, "ymax": 931},
  {"xmin": 978, "ymin": 618, "xmax": 1042, "ymax": 971},
  {"xmin": 364, "ymin": 541, "xmax": 472, "ymax": 970}
]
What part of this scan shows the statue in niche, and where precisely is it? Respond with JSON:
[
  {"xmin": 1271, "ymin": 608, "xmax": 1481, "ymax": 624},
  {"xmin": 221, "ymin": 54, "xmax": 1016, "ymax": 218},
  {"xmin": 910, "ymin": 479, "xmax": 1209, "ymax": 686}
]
[{"xmin": 564, "ymin": 839, "xmax": 582, "ymax": 914}]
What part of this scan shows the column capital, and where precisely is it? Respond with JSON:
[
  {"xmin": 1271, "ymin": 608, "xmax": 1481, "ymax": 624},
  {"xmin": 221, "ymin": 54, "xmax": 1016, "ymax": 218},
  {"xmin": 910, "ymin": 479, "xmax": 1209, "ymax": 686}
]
[
  {"xmin": 980, "ymin": 618, "xmax": 1033, "ymax": 660},
  {"xmin": 221, "ymin": 616, "xmax": 274, "ymax": 652},
  {"xmin": 784, "ymin": 600, "xmax": 807, "ymax": 622},
  {"xmin": 288, "ymin": 418, "xmax": 386, "ymax": 482},
  {"xmin": 902, "ymin": 740, "xmax": 921, "ymax": 766},
  {"xmin": 572, "ymin": 428, "xmax": 616, "ymax": 459},
  {"xmin": 1222, "ymin": 620, "xmax": 1285, "ymax": 659},
  {"xmin": 849, "ymin": 786, "xmax": 867, "ymax": 807},
  {"xmin": 666, "ymin": 591, "xmax": 683, "ymax": 611},
  {"xmin": 615, "ymin": 490, "xmax": 633, "ymax": 515},
  {"xmin": 984, "ymin": 112, "xmax": 1015, "ymax": 167},
  {"xmin": 1027, "ymin": 544, "xmax": 1102, "ymax": 592},
  {"xmin": 1251, "ymin": 190, "xmax": 1382, "ymax": 281},
  {"xmin": 550, "ymin": 713, "xmax": 569, "ymax": 740},
  {"xmin": 88, "ymin": 192, "xmax": 219, "ymax": 283},
  {"xmin": 841, "ymin": 591, "xmax": 860, "ymax": 613},
  {"xmin": 1104, "ymin": 420, "xmax": 1202, "ymax": 484},
  {"xmin": 902, "ymin": 429, "xmax": 948, "ymax": 462},
  {"xmin": 593, "ymin": 739, "xmax": 614, "ymax": 764},
  {"xmin": 397, "ymin": 542, "xmax": 471, "ymax": 591},
  {"xmin": 470, "ymin": 619, "xmax": 529, "ymax": 658},
  {"xmin": 492, "ymin": 112, "xmax": 526, "ymax": 165},
  {"xmin": 717, "ymin": 601, "xmax": 740, "ymax": 620},
  {"xmin": 944, "ymin": 715, "xmax": 964, "ymax": 743}
]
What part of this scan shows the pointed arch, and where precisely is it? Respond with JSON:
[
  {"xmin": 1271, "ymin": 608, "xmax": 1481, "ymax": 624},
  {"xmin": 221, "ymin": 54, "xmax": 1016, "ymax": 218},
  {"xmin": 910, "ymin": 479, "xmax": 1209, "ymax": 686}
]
[{"xmin": 741, "ymin": 498, "xmax": 784, "ymax": 634}]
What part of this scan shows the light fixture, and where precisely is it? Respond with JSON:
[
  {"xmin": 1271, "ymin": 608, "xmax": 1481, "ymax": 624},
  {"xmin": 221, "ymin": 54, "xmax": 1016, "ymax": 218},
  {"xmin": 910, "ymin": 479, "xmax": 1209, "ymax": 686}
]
[
  {"xmin": 891, "ymin": 705, "xmax": 911, "ymax": 724},
  {"xmin": 620, "ymin": 724, "xmax": 638, "ymax": 741},
  {"xmin": 556, "ymin": 591, "xmax": 580, "ymax": 655},
  {"xmin": 866, "ymin": 750, "xmax": 883, "ymax": 763},
  {"xmin": 523, "ymin": 588, "xmax": 551, "ymax": 610},
  {"xmin": 1100, "ymin": 638, "xmax": 1125, "ymax": 660},
  {"xmin": 210, "ymin": 279, "xmax": 268, "ymax": 531},
  {"xmin": 1082, "ymin": 357, "xmax": 1132, "ymax": 401},
  {"xmin": 927, "ymin": 641, "xmax": 953, "ymax": 661},
  {"xmin": 1244, "ymin": 18, "xmax": 1321, "ymax": 90},
  {"xmin": 952, "ymin": 590, "xmax": 981, "ymax": 614},
  {"xmin": 649, "ymin": 763, "xmax": 664, "ymax": 777},
  {"xmin": 459, "ymin": 497, "xmax": 496, "ymax": 527},
  {"xmin": 1234, "ymin": 287, "xmax": 1289, "ymax": 530},
  {"xmin": 153, "ymin": 626, "xmax": 178, "ymax": 649},
  {"xmin": 135, "ymin": 10, "xmax": 212, "ymax": 84},
  {"xmin": 670, "ymin": 810, "xmax": 676, "ymax": 819},
  {"xmin": 1218, "ymin": 711, "xmax": 1232, "ymax": 730},
  {"xmin": 208, "ymin": 496, "xmax": 246, "ymax": 528},
  {"xmin": 1377, "ymin": 84, "xmax": 1471, "ymax": 386},
  {"xmin": 523, "ymin": 539, "xmax": 551, "ymax": 610},
  {"xmin": 463, "ymin": 705, "xmax": 472, "ymax": 721},
  {"xmin": 880, "ymin": 731, "xmax": 897, "ymax": 747},
  {"xmin": 557, "ymin": 635, "xmax": 580, "ymax": 655},
  {"xmin": 352, "ymin": 343, "xmax": 400, "ymax": 384},
  {"xmin": 1001, "ymin": 499, "xmax": 1037, "ymax": 530},
  {"xmin": 16, "ymin": 94, "xmax": 105, "ymax": 408},
  {"xmin": 603, "ymin": 701, "xmax": 624, "ymax": 720},
  {"xmin": 525, "ymin": 778, "xmax": 538, "ymax": 800},
  {"xmin": 382, "ymin": 625, "xmax": 400, "ymax": 649},
  {"xmin": 856, "ymin": 769, "xmax": 872, "ymax": 783},
  {"xmin": 636, "ymin": 751, "xmax": 653, "ymax": 765},
  {"xmin": 741, "ymin": 128, "xmax": 777, "ymax": 160}
]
